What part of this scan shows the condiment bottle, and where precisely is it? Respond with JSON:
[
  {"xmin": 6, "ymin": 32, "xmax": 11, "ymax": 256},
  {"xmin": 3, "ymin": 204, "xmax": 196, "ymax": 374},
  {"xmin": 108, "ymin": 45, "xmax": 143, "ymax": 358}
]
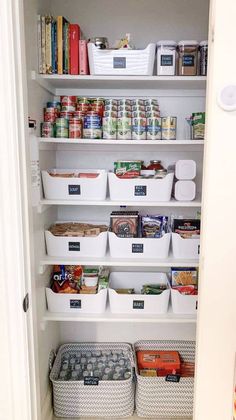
[{"xmin": 147, "ymin": 160, "xmax": 164, "ymax": 171}]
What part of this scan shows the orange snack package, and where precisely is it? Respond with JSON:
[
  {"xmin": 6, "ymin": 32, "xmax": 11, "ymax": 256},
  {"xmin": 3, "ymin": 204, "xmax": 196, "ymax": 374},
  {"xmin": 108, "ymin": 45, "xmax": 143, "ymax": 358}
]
[{"xmin": 137, "ymin": 350, "xmax": 181, "ymax": 376}]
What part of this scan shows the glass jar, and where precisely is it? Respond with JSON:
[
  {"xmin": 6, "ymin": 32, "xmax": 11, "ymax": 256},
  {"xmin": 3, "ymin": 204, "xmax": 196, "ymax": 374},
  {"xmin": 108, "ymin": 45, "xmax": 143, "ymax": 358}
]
[
  {"xmin": 147, "ymin": 160, "xmax": 164, "ymax": 171},
  {"xmin": 178, "ymin": 41, "xmax": 198, "ymax": 76},
  {"xmin": 199, "ymin": 41, "xmax": 208, "ymax": 76},
  {"xmin": 157, "ymin": 41, "xmax": 177, "ymax": 76}
]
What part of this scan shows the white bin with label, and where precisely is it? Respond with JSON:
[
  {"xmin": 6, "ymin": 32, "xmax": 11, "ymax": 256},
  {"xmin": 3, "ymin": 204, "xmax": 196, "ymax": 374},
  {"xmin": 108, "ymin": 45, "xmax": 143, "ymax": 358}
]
[
  {"xmin": 108, "ymin": 172, "xmax": 174, "ymax": 202},
  {"xmin": 171, "ymin": 233, "xmax": 200, "ymax": 259},
  {"xmin": 88, "ymin": 43, "xmax": 156, "ymax": 76},
  {"xmin": 45, "ymin": 229, "xmax": 108, "ymax": 257},
  {"xmin": 171, "ymin": 288, "xmax": 198, "ymax": 315},
  {"xmin": 42, "ymin": 169, "xmax": 107, "ymax": 200},
  {"xmin": 108, "ymin": 232, "xmax": 171, "ymax": 259},
  {"xmin": 109, "ymin": 272, "xmax": 170, "ymax": 314},
  {"xmin": 46, "ymin": 288, "xmax": 107, "ymax": 314}
]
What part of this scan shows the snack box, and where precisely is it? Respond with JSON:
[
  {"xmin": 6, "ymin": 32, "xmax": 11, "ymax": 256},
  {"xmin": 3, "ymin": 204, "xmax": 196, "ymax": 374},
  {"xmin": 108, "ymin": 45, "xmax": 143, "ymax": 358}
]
[{"xmin": 137, "ymin": 350, "xmax": 181, "ymax": 376}]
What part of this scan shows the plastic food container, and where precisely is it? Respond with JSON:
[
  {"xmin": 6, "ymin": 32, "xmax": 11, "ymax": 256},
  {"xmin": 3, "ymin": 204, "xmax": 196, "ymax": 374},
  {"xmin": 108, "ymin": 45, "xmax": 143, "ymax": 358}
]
[
  {"xmin": 178, "ymin": 41, "xmax": 198, "ymax": 76},
  {"xmin": 174, "ymin": 180, "xmax": 196, "ymax": 201},
  {"xmin": 175, "ymin": 160, "xmax": 196, "ymax": 180},
  {"xmin": 157, "ymin": 41, "xmax": 177, "ymax": 76},
  {"xmin": 199, "ymin": 41, "xmax": 208, "ymax": 76}
]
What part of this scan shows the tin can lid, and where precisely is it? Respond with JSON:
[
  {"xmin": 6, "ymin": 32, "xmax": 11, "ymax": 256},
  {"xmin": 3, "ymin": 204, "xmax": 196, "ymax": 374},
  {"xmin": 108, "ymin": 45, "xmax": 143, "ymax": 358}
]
[{"xmin": 157, "ymin": 40, "xmax": 177, "ymax": 47}]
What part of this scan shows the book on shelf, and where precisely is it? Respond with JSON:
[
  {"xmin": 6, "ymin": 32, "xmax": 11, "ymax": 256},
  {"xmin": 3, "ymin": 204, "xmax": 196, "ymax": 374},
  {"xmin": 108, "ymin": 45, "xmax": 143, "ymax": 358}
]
[
  {"xmin": 70, "ymin": 24, "xmax": 80, "ymax": 75},
  {"xmin": 63, "ymin": 21, "xmax": 70, "ymax": 74},
  {"xmin": 45, "ymin": 15, "xmax": 52, "ymax": 74},
  {"xmin": 37, "ymin": 15, "xmax": 42, "ymax": 74},
  {"xmin": 57, "ymin": 16, "xmax": 69, "ymax": 75},
  {"xmin": 79, "ymin": 40, "xmax": 89, "ymax": 75},
  {"xmin": 51, "ymin": 18, "xmax": 57, "ymax": 74},
  {"xmin": 41, "ymin": 15, "xmax": 46, "ymax": 74}
]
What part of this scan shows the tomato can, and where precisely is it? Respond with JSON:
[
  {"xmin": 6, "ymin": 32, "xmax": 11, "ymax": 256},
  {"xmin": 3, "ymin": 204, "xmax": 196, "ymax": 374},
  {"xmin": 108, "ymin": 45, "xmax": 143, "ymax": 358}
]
[
  {"xmin": 60, "ymin": 96, "xmax": 77, "ymax": 107},
  {"xmin": 90, "ymin": 103, "xmax": 104, "ymax": 116},
  {"xmin": 77, "ymin": 103, "xmax": 91, "ymax": 113},
  {"xmin": 60, "ymin": 111, "xmax": 74, "ymax": 120},
  {"xmin": 61, "ymin": 104, "xmax": 76, "ymax": 112},
  {"xmin": 73, "ymin": 111, "xmax": 86, "ymax": 121},
  {"xmin": 56, "ymin": 118, "xmax": 69, "ymax": 138},
  {"xmin": 147, "ymin": 117, "xmax": 162, "ymax": 140},
  {"xmin": 69, "ymin": 117, "xmax": 83, "ymax": 139},
  {"xmin": 41, "ymin": 122, "xmax": 55, "ymax": 138},
  {"xmin": 102, "ymin": 117, "xmax": 117, "ymax": 139},
  {"xmin": 44, "ymin": 107, "xmax": 57, "ymax": 122},
  {"xmin": 117, "ymin": 117, "xmax": 132, "ymax": 140},
  {"xmin": 132, "ymin": 117, "xmax": 147, "ymax": 140},
  {"xmin": 83, "ymin": 112, "xmax": 102, "ymax": 139}
]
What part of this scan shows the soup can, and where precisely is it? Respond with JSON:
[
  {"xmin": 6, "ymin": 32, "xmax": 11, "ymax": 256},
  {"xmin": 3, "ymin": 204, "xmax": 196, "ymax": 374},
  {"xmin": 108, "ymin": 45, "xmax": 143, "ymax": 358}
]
[
  {"xmin": 145, "ymin": 105, "xmax": 159, "ymax": 112},
  {"xmin": 60, "ymin": 111, "xmax": 74, "ymax": 120},
  {"xmin": 90, "ymin": 103, "xmax": 104, "ymax": 116},
  {"xmin": 117, "ymin": 105, "xmax": 132, "ymax": 112},
  {"xmin": 73, "ymin": 111, "xmax": 86, "ymax": 121},
  {"xmin": 61, "ymin": 104, "xmax": 76, "ymax": 112},
  {"xmin": 132, "ymin": 117, "xmax": 147, "ymax": 140},
  {"xmin": 145, "ymin": 99, "xmax": 159, "ymax": 106},
  {"xmin": 118, "ymin": 99, "xmax": 132, "ymax": 106},
  {"xmin": 147, "ymin": 117, "xmax": 162, "ymax": 140},
  {"xmin": 105, "ymin": 99, "xmax": 118, "ymax": 106},
  {"xmin": 102, "ymin": 117, "xmax": 117, "ymax": 139},
  {"xmin": 69, "ymin": 117, "xmax": 83, "ymax": 139},
  {"xmin": 77, "ymin": 97, "xmax": 90, "ymax": 104},
  {"xmin": 104, "ymin": 110, "xmax": 118, "ymax": 118},
  {"xmin": 83, "ymin": 112, "xmax": 102, "ymax": 139},
  {"xmin": 161, "ymin": 116, "xmax": 177, "ymax": 140},
  {"xmin": 44, "ymin": 107, "xmax": 57, "ymax": 122},
  {"xmin": 77, "ymin": 103, "xmax": 91, "ymax": 113},
  {"xmin": 56, "ymin": 117, "xmax": 69, "ymax": 138},
  {"xmin": 105, "ymin": 104, "xmax": 118, "ymax": 112},
  {"xmin": 60, "ymin": 96, "xmax": 76, "ymax": 107},
  {"xmin": 41, "ymin": 122, "xmax": 55, "ymax": 138},
  {"xmin": 146, "ymin": 110, "xmax": 161, "ymax": 118},
  {"xmin": 132, "ymin": 110, "xmax": 146, "ymax": 118},
  {"xmin": 117, "ymin": 111, "xmax": 132, "ymax": 118},
  {"xmin": 131, "ymin": 99, "xmax": 145, "ymax": 106},
  {"xmin": 117, "ymin": 117, "xmax": 132, "ymax": 140},
  {"xmin": 47, "ymin": 101, "xmax": 61, "ymax": 112},
  {"xmin": 132, "ymin": 105, "xmax": 146, "ymax": 112}
]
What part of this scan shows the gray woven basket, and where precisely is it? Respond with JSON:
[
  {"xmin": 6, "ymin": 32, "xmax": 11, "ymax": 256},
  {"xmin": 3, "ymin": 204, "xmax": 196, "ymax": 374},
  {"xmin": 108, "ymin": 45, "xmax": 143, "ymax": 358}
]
[
  {"xmin": 50, "ymin": 342, "xmax": 135, "ymax": 418},
  {"xmin": 134, "ymin": 340, "xmax": 195, "ymax": 418}
]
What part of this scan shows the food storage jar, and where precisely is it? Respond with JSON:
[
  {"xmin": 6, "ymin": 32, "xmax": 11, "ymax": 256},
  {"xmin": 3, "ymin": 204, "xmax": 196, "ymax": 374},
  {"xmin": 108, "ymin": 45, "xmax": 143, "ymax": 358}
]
[
  {"xmin": 178, "ymin": 41, "xmax": 198, "ymax": 76},
  {"xmin": 157, "ymin": 41, "xmax": 177, "ymax": 75},
  {"xmin": 199, "ymin": 41, "xmax": 208, "ymax": 76}
]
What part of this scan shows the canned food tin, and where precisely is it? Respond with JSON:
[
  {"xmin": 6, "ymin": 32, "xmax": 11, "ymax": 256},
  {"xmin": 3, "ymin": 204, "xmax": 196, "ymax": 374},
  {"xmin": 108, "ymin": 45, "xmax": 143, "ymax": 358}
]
[
  {"xmin": 145, "ymin": 105, "xmax": 160, "ymax": 112},
  {"xmin": 161, "ymin": 116, "xmax": 177, "ymax": 140},
  {"xmin": 44, "ymin": 107, "xmax": 57, "ymax": 122},
  {"xmin": 56, "ymin": 117, "xmax": 69, "ymax": 128},
  {"xmin": 56, "ymin": 117, "xmax": 69, "ymax": 138},
  {"xmin": 132, "ymin": 111, "xmax": 146, "ymax": 118},
  {"xmin": 83, "ymin": 113, "xmax": 102, "ymax": 139},
  {"xmin": 60, "ymin": 111, "xmax": 74, "ymax": 120},
  {"xmin": 77, "ymin": 103, "xmax": 91, "ymax": 113},
  {"xmin": 117, "ymin": 117, "xmax": 132, "ymax": 140},
  {"xmin": 61, "ymin": 104, "xmax": 76, "ymax": 112},
  {"xmin": 77, "ymin": 97, "xmax": 90, "ymax": 104},
  {"xmin": 131, "ymin": 99, "xmax": 145, "ymax": 106},
  {"xmin": 132, "ymin": 105, "xmax": 146, "ymax": 112},
  {"xmin": 147, "ymin": 117, "xmax": 162, "ymax": 140},
  {"xmin": 47, "ymin": 101, "xmax": 61, "ymax": 111},
  {"xmin": 132, "ymin": 117, "xmax": 147, "ymax": 140},
  {"xmin": 145, "ymin": 99, "xmax": 159, "ymax": 106},
  {"xmin": 114, "ymin": 160, "xmax": 142, "ymax": 177},
  {"xmin": 102, "ymin": 117, "xmax": 117, "ymax": 139},
  {"xmin": 41, "ymin": 122, "xmax": 55, "ymax": 138},
  {"xmin": 90, "ymin": 103, "xmax": 104, "ymax": 116},
  {"xmin": 60, "ymin": 96, "xmax": 76, "ymax": 106},
  {"xmin": 104, "ymin": 105, "xmax": 118, "ymax": 112},
  {"xmin": 104, "ymin": 110, "xmax": 118, "ymax": 118},
  {"xmin": 117, "ymin": 111, "xmax": 132, "ymax": 118},
  {"xmin": 146, "ymin": 110, "xmax": 161, "ymax": 118},
  {"xmin": 117, "ymin": 105, "xmax": 132, "ymax": 112},
  {"xmin": 90, "ymin": 97, "xmax": 105, "ymax": 103},
  {"xmin": 118, "ymin": 99, "xmax": 132, "ymax": 105},
  {"xmin": 73, "ymin": 111, "xmax": 86, "ymax": 120},
  {"xmin": 105, "ymin": 99, "xmax": 118, "ymax": 106},
  {"xmin": 69, "ymin": 117, "xmax": 83, "ymax": 139}
]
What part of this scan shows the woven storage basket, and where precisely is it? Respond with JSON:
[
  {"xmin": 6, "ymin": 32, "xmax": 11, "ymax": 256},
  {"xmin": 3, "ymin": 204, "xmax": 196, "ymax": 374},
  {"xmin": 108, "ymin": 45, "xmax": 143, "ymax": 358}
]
[
  {"xmin": 50, "ymin": 342, "xmax": 135, "ymax": 418},
  {"xmin": 134, "ymin": 340, "xmax": 195, "ymax": 418}
]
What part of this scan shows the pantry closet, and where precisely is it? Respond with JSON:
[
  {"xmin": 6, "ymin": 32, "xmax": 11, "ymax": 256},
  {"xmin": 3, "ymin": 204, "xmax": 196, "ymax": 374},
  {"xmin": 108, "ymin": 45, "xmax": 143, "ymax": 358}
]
[{"xmin": 1, "ymin": 0, "xmax": 236, "ymax": 419}]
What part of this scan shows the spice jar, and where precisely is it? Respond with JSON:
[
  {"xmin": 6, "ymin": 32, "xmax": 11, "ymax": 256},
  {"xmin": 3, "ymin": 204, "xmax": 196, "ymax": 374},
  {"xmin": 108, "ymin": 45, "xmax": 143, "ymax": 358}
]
[
  {"xmin": 157, "ymin": 41, "xmax": 177, "ymax": 76},
  {"xmin": 199, "ymin": 41, "xmax": 208, "ymax": 76},
  {"xmin": 147, "ymin": 160, "xmax": 164, "ymax": 171},
  {"xmin": 178, "ymin": 41, "xmax": 198, "ymax": 76}
]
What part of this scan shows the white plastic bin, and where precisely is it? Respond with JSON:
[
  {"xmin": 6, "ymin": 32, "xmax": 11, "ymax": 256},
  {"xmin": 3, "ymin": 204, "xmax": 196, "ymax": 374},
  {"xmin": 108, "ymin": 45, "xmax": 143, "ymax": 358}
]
[
  {"xmin": 108, "ymin": 172, "xmax": 174, "ymax": 202},
  {"xmin": 171, "ymin": 288, "xmax": 198, "ymax": 315},
  {"xmin": 109, "ymin": 272, "xmax": 170, "ymax": 314},
  {"xmin": 45, "ymin": 228, "xmax": 108, "ymax": 258},
  {"xmin": 172, "ymin": 233, "xmax": 200, "ymax": 259},
  {"xmin": 42, "ymin": 169, "xmax": 107, "ymax": 201},
  {"xmin": 88, "ymin": 43, "xmax": 156, "ymax": 76},
  {"xmin": 108, "ymin": 232, "xmax": 171, "ymax": 259},
  {"xmin": 46, "ymin": 287, "xmax": 107, "ymax": 314}
]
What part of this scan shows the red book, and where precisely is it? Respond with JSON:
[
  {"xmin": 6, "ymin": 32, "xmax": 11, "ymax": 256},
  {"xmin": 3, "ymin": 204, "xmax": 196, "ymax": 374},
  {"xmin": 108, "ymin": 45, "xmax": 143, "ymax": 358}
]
[
  {"xmin": 79, "ymin": 40, "xmax": 89, "ymax": 75},
  {"xmin": 70, "ymin": 24, "xmax": 80, "ymax": 74}
]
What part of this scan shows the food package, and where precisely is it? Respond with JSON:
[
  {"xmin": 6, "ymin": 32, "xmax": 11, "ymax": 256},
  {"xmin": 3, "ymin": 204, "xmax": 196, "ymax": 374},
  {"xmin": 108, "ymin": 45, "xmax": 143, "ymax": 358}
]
[
  {"xmin": 172, "ymin": 218, "xmax": 200, "ymax": 238},
  {"xmin": 51, "ymin": 265, "xmax": 83, "ymax": 293},
  {"xmin": 141, "ymin": 215, "xmax": 168, "ymax": 238},
  {"xmin": 171, "ymin": 267, "xmax": 198, "ymax": 286},
  {"xmin": 110, "ymin": 211, "xmax": 139, "ymax": 238},
  {"xmin": 137, "ymin": 350, "xmax": 181, "ymax": 376},
  {"xmin": 49, "ymin": 222, "xmax": 108, "ymax": 237}
]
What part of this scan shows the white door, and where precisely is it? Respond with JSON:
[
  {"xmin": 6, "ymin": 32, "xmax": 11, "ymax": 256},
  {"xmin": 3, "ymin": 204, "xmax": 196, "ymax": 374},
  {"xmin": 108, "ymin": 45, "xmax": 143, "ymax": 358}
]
[{"xmin": 194, "ymin": 0, "xmax": 236, "ymax": 419}]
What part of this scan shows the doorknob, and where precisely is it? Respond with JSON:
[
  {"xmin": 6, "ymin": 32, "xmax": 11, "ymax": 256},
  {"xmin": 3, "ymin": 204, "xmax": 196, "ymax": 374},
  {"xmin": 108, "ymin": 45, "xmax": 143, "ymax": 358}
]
[{"xmin": 218, "ymin": 85, "xmax": 236, "ymax": 111}]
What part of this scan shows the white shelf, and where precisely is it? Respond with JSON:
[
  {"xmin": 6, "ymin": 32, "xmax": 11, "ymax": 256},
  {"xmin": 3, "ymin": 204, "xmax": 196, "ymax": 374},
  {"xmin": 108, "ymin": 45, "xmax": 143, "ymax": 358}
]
[
  {"xmin": 43, "ymin": 307, "xmax": 196, "ymax": 325},
  {"xmin": 39, "ymin": 137, "xmax": 204, "ymax": 145},
  {"xmin": 39, "ymin": 254, "xmax": 199, "ymax": 272},
  {"xmin": 33, "ymin": 72, "xmax": 206, "ymax": 94}
]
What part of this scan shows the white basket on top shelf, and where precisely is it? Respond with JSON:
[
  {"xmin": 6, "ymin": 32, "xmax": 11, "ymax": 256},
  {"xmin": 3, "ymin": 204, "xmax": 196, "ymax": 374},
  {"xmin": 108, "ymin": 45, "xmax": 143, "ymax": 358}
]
[
  {"xmin": 108, "ymin": 172, "xmax": 174, "ymax": 202},
  {"xmin": 171, "ymin": 233, "xmax": 200, "ymax": 259},
  {"xmin": 88, "ymin": 43, "xmax": 156, "ymax": 76},
  {"xmin": 41, "ymin": 169, "xmax": 107, "ymax": 201},
  {"xmin": 109, "ymin": 272, "xmax": 170, "ymax": 314}
]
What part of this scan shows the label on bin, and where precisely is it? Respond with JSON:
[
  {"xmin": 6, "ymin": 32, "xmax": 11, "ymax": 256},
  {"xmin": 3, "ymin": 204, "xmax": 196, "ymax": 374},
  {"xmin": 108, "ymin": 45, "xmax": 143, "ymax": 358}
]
[
  {"xmin": 68, "ymin": 185, "xmax": 81, "ymax": 195},
  {"xmin": 133, "ymin": 300, "xmax": 144, "ymax": 309},
  {"xmin": 70, "ymin": 299, "xmax": 81, "ymax": 309},
  {"xmin": 161, "ymin": 54, "xmax": 173, "ymax": 66},
  {"xmin": 165, "ymin": 374, "xmax": 180, "ymax": 383},
  {"xmin": 134, "ymin": 185, "xmax": 147, "ymax": 196},
  {"xmin": 132, "ymin": 243, "xmax": 144, "ymax": 253},
  {"xmin": 198, "ymin": 244, "xmax": 200, "ymax": 254},
  {"xmin": 84, "ymin": 376, "xmax": 99, "ymax": 385},
  {"xmin": 69, "ymin": 242, "xmax": 80, "ymax": 251},
  {"xmin": 182, "ymin": 55, "xmax": 194, "ymax": 67},
  {"xmin": 113, "ymin": 57, "xmax": 126, "ymax": 68}
]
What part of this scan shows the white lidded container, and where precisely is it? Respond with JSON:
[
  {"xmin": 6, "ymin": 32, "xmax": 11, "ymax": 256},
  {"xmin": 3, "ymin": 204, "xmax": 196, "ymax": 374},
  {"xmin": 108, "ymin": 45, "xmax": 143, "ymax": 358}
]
[
  {"xmin": 174, "ymin": 180, "xmax": 196, "ymax": 201},
  {"xmin": 175, "ymin": 159, "xmax": 196, "ymax": 180},
  {"xmin": 157, "ymin": 40, "xmax": 177, "ymax": 76}
]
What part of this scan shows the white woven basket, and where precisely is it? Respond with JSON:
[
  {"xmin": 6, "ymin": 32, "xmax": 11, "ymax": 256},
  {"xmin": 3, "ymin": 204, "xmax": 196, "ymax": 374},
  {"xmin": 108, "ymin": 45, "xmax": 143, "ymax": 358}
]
[
  {"xmin": 50, "ymin": 342, "xmax": 135, "ymax": 418},
  {"xmin": 134, "ymin": 340, "xmax": 195, "ymax": 418}
]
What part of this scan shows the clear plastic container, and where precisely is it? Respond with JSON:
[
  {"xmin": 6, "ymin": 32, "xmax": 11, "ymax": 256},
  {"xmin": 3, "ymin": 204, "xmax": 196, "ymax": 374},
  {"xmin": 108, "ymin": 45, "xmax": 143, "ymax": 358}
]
[
  {"xmin": 157, "ymin": 41, "xmax": 177, "ymax": 76},
  {"xmin": 178, "ymin": 41, "xmax": 198, "ymax": 76},
  {"xmin": 199, "ymin": 41, "xmax": 208, "ymax": 76}
]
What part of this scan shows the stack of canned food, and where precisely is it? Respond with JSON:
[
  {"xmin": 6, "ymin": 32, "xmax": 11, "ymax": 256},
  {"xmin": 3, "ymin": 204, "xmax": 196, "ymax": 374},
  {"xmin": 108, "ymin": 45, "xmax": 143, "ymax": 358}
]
[
  {"xmin": 41, "ymin": 96, "xmax": 177, "ymax": 140},
  {"xmin": 58, "ymin": 349, "xmax": 132, "ymax": 381}
]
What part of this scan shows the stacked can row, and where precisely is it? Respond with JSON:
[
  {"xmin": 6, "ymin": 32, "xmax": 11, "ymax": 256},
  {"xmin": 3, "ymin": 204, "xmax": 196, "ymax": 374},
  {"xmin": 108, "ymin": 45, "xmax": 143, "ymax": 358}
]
[{"xmin": 41, "ymin": 96, "xmax": 177, "ymax": 140}]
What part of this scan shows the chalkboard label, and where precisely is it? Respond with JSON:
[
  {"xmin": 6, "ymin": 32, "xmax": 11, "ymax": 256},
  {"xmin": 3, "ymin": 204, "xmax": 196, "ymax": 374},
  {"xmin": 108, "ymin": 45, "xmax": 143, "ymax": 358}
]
[
  {"xmin": 165, "ymin": 374, "xmax": 180, "ymax": 383},
  {"xmin": 196, "ymin": 300, "xmax": 198, "ymax": 310},
  {"xmin": 69, "ymin": 242, "xmax": 80, "ymax": 251},
  {"xmin": 132, "ymin": 243, "xmax": 144, "ymax": 253},
  {"xmin": 113, "ymin": 57, "xmax": 126, "ymax": 68},
  {"xmin": 182, "ymin": 55, "xmax": 194, "ymax": 67},
  {"xmin": 198, "ymin": 244, "xmax": 200, "ymax": 254},
  {"xmin": 133, "ymin": 300, "xmax": 144, "ymax": 309},
  {"xmin": 84, "ymin": 376, "xmax": 99, "ymax": 386},
  {"xmin": 161, "ymin": 54, "xmax": 173, "ymax": 66},
  {"xmin": 68, "ymin": 185, "xmax": 81, "ymax": 195},
  {"xmin": 70, "ymin": 299, "xmax": 81, "ymax": 309},
  {"xmin": 134, "ymin": 185, "xmax": 147, "ymax": 196}
]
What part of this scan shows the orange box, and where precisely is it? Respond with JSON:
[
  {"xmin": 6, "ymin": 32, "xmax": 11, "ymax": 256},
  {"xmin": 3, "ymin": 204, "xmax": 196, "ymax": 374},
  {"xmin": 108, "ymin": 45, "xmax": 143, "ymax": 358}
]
[{"xmin": 137, "ymin": 350, "xmax": 181, "ymax": 376}]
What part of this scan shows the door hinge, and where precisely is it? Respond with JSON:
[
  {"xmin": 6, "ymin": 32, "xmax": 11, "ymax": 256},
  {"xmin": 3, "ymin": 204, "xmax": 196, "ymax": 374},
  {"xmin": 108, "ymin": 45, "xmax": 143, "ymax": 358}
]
[{"xmin": 23, "ymin": 293, "xmax": 29, "ymax": 312}]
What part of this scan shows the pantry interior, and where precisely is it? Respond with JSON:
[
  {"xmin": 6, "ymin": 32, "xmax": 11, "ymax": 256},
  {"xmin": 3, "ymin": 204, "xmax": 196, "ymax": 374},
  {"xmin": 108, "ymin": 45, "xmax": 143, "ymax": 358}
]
[{"xmin": 23, "ymin": 0, "xmax": 210, "ymax": 418}]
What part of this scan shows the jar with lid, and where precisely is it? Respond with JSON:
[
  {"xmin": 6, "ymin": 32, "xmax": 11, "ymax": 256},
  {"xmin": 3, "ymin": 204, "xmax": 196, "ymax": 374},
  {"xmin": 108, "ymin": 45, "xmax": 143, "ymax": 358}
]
[
  {"xmin": 199, "ymin": 41, "xmax": 208, "ymax": 76},
  {"xmin": 89, "ymin": 37, "xmax": 109, "ymax": 49},
  {"xmin": 147, "ymin": 160, "xmax": 164, "ymax": 171},
  {"xmin": 157, "ymin": 41, "xmax": 177, "ymax": 76},
  {"xmin": 178, "ymin": 41, "xmax": 198, "ymax": 76}
]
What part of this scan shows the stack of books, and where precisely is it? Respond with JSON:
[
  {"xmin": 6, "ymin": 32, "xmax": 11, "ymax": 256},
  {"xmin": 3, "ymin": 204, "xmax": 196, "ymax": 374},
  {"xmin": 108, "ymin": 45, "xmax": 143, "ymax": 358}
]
[{"xmin": 37, "ymin": 15, "xmax": 89, "ymax": 75}]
